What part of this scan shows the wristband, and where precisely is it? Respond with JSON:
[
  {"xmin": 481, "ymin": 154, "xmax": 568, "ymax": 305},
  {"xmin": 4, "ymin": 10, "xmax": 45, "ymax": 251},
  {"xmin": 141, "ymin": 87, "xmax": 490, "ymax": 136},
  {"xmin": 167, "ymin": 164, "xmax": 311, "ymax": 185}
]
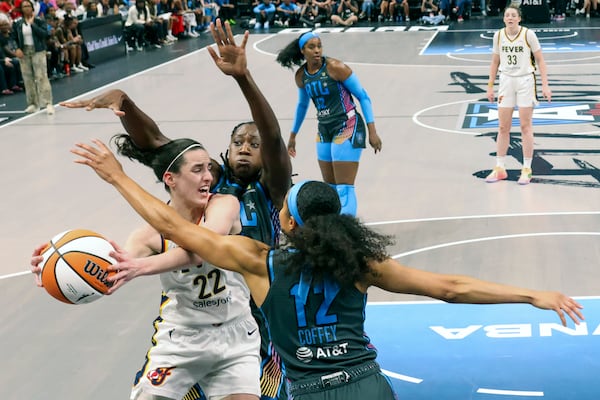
[{"xmin": 487, "ymin": 81, "xmax": 494, "ymax": 87}]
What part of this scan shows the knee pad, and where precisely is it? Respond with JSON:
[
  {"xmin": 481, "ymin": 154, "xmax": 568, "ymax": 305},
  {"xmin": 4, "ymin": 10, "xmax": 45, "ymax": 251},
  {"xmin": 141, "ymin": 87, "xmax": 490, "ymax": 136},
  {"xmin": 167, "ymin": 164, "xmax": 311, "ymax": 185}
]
[{"xmin": 335, "ymin": 184, "xmax": 357, "ymax": 216}]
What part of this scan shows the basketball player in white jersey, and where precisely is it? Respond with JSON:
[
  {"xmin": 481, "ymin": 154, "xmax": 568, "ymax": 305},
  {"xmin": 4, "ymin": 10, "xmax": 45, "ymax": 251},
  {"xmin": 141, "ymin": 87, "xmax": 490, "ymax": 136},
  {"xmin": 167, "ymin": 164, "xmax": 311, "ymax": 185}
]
[
  {"xmin": 32, "ymin": 139, "xmax": 261, "ymax": 400},
  {"xmin": 485, "ymin": 4, "xmax": 551, "ymax": 185}
]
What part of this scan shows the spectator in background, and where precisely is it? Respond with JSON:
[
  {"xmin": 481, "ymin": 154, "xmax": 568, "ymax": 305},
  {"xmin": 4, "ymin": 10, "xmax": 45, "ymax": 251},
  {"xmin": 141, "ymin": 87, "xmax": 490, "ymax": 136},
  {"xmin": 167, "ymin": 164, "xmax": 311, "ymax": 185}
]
[
  {"xmin": 56, "ymin": 15, "xmax": 87, "ymax": 71},
  {"xmin": 455, "ymin": 0, "xmax": 471, "ymax": 21},
  {"xmin": 0, "ymin": 32, "xmax": 21, "ymax": 93},
  {"xmin": 217, "ymin": 0, "xmax": 235, "ymax": 24},
  {"xmin": 253, "ymin": 0, "xmax": 275, "ymax": 29},
  {"xmin": 38, "ymin": 0, "xmax": 53, "ymax": 16},
  {"xmin": 358, "ymin": 0, "xmax": 374, "ymax": 21},
  {"xmin": 0, "ymin": 19, "xmax": 23, "ymax": 88},
  {"xmin": 147, "ymin": 0, "xmax": 171, "ymax": 44},
  {"xmin": 275, "ymin": 0, "xmax": 300, "ymax": 26},
  {"xmin": 75, "ymin": 0, "xmax": 90, "ymax": 18},
  {"xmin": 331, "ymin": 0, "xmax": 358, "ymax": 25},
  {"xmin": 201, "ymin": 0, "xmax": 218, "ymax": 30},
  {"xmin": 125, "ymin": 0, "xmax": 162, "ymax": 50},
  {"xmin": 181, "ymin": 0, "xmax": 200, "ymax": 37},
  {"xmin": 11, "ymin": 0, "xmax": 54, "ymax": 114},
  {"xmin": 157, "ymin": 0, "xmax": 179, "ymax": 41},
  {"xmin": 391, "ymin": 0, "xmax": 410, "ymax": 21},
  {"xmin": 299, "ymin": 0, "xmax": 323, "ymax": 26},
  {"xmin": 0, "ymin": 0, "xmax": 14, "ymax": 20},
  {"xmin": 377, "ymin": 0, "xmax": 392, "ymax": 21},
  {"xmin": 580, "ymin": 0, "xmax": 597, "ymax": 17},
  {"xmin": 45, "ymin": 14, "xmax": 64, "ymax": 78},
  {"xmin": 419, "ymin": 0, "xmax": 444, "ymax": 24},
  {"xmin": 97, "ymin": 0, "xmax": 119, "ymax": 15},
  {"xmin": 313, "ymin": 0, "xmax": 332, "ymax": 21}
]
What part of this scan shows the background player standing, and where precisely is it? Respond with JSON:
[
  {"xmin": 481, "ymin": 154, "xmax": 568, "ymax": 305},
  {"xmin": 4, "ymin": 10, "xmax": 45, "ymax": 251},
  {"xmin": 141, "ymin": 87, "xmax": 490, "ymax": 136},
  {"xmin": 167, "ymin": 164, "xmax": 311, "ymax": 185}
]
[
  {"xmin": 485, "ymin": 4, "xmax": 551, "ymax": 185},
  {"xmin": 276, "ymin": 31, "xmax": 382, "ymax": 216}
]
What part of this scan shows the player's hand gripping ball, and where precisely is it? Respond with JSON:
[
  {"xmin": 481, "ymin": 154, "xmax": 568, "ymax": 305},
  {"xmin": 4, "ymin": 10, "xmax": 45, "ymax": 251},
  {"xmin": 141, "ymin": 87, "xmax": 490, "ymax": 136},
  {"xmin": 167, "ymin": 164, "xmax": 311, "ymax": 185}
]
[{"xmin": 39, "ymin": 229, "xmax": 116, "ymax": 304}]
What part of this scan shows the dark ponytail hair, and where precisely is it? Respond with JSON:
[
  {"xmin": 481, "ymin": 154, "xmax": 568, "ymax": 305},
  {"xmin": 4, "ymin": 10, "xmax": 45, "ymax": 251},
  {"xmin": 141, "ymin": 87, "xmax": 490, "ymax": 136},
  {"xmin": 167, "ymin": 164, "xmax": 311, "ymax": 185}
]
[
  {"xmin": 276, "ymin": 37, "xmax": 305, "ymax": 69},
  {"xmin": 111, "ymin": 134, "xmax": 205, "ymax": 192},
  {"xmin": 286, "ymin": 181, "xmax": 393, "ymax": 286}
]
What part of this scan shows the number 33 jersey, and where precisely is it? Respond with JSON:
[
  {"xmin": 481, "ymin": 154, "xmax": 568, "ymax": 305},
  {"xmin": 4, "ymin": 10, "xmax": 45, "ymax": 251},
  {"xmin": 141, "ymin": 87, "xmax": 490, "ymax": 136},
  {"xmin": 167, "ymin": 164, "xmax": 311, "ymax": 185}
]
[
  {"xmin": 158, "ymin": 237, "xmax": 252, "ymax": 328},
  {"xmin": 493, "ymin": 27, "xmax": 541, "ymax": 77}
]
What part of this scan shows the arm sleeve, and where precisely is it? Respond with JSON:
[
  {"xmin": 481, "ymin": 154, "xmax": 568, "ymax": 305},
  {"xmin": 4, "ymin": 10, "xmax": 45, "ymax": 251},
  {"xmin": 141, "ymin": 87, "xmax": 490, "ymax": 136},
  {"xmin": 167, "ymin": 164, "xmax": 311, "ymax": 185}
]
[
  {"xmin": 291, "ymin": 87, "xmax": 310, "ymax": 135},
  {"xmin": 343, "ymin": 72, "xmax": 374, "ymax": 124}
]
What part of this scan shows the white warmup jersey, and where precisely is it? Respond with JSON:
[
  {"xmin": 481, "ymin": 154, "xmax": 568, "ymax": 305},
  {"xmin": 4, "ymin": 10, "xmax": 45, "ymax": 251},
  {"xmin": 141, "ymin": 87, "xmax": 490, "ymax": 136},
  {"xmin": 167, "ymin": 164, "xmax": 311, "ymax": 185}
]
[
  {"xmin": 158, "ymin": 238, "xmax": 252, "ymax": 327},
  {"xmin": 493, "ymin": 27, "xmax": 541, "ymax": 77}
]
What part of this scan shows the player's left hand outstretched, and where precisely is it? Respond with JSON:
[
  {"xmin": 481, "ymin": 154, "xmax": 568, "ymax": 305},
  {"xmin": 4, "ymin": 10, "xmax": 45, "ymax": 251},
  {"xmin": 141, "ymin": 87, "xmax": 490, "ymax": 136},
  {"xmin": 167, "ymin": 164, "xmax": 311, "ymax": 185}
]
[
  {"xmin": 208, "ymin": 18, "xmax": 249, "ymax": 79},
  {"xmin": 60, "ymin": 89, "xmax": 127, "ymax": 117},
  {"xmin": 71, "ymin": 139, "xmax": 126, "ymax": 184},
  {"xmin": 105, "ymin": 240, "xmax": 140, "ymax": 294}
]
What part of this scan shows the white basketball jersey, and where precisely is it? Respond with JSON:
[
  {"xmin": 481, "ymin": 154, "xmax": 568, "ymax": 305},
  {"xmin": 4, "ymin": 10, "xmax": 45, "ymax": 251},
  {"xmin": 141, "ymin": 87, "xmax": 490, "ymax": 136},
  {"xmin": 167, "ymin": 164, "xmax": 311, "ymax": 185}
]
[
  {"xmin": 494, "ymin": 27, "xmax": 541, "ymax": 77},
  {"xmin": 158, "ymin": 238, "xmax": 251, "ymax": 328}
]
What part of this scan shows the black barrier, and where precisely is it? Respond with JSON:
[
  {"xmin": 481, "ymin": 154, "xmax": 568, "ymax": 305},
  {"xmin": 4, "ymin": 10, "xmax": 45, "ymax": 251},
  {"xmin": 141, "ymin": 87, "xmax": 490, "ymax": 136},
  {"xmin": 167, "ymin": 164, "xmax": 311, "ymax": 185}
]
[
  {"xmin": 521, "ymin": 0, "xmax": 551, "ymax": 23},
  {"xmin": 79, "ymin": 15, "xmax": 125, "ymax": 64}
]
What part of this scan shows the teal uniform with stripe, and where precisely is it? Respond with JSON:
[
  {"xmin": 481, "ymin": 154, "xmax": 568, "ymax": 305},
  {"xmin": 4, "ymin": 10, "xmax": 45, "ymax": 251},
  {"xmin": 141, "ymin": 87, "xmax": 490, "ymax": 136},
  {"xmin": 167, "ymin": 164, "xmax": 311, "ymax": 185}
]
[
  {"xmin": 301, "ymin": 56, "xmax": 366, "ymax": 149},
  {"xmin": 262, "ymin": 249, "xmax": 397, "ymax": 398}
]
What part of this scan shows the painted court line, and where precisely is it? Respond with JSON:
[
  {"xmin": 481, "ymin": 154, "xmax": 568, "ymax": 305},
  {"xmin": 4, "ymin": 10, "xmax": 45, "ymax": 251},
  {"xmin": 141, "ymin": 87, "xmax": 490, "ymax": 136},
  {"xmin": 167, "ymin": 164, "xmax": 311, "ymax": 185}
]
[{"xmin": 477, "ymin": 388, "xmax": 544, "ymax": 396}]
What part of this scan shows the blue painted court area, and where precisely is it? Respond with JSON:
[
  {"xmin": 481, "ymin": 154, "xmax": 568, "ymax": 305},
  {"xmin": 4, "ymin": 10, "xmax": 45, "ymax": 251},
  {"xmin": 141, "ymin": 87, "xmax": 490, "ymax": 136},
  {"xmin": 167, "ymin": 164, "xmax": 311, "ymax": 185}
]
[
  {"xmin": 422, "ymin": 28, "xmax": 600, "ymax": 55},
  {"xmin": 365, "ymin": 298, "xmax": 600, "ymax": 399}
]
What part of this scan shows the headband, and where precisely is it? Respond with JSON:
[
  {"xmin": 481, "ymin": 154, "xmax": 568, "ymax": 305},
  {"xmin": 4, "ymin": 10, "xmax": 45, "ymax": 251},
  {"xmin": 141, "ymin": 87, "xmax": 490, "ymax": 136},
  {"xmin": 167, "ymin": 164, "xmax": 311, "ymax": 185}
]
[
  {"xmin": 162, "ymin": 143, "xmax": 203, "ymax": 181},
  {"xmin": 299, "ymin": 32, "xmax": 319, "ymax": 51},
  {"xmin": 287, "ymin": 180, "xmax": 310, "ymax": 226}
]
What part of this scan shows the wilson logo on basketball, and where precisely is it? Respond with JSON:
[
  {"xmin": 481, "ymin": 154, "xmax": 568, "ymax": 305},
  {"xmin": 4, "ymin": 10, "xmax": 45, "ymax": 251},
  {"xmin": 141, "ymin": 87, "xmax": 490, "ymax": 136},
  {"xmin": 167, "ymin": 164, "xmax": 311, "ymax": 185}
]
[
  {"xmin": 83, "ymin": 259, "xmax": 113, "ymax": 288},
  {"xmin": 147, "ymin": 367, "xmax": 175, "ymax": 386}
]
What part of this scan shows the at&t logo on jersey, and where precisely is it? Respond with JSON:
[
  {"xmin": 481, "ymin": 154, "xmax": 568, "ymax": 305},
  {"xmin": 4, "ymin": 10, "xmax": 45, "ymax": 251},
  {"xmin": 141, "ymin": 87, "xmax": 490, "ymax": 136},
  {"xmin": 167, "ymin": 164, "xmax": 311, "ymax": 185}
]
[
  {"xmin": 295, "ymin": 342, "xmax": 350, "ymax": 363},
  {"xmin": 147, "ymin": 367, "xmax": 175, "ymax": 386}
]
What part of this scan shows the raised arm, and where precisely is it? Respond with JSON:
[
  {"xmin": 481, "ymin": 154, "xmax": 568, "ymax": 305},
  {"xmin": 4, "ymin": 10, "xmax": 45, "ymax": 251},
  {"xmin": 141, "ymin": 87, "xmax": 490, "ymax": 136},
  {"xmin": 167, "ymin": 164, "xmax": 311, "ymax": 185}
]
[
  {"xmin": 207, "ymin": 19, "xmax": 291, "ymax": 209},
  {"xmin": 362, "ymin": 258, "xmax": 584, "ymax": 327},
  {"xmin": 60, "ymin": 89, "xmax": 172, "ymax": 150}
]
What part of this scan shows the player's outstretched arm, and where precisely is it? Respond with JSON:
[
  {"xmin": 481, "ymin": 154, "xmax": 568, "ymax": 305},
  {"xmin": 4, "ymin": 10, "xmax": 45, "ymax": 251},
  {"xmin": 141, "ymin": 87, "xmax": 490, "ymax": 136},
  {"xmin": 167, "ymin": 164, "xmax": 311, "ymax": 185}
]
[
  {"xmin": 60, "ymin": 89, "xmax": 172, "ymax": 150},
  {"xmin": 364, "ymin": 258, "xmax": 584, "ymax": 327},
  {"xmin": 208, "ymin": 19, "xmax": 291, "ymax": 209}
]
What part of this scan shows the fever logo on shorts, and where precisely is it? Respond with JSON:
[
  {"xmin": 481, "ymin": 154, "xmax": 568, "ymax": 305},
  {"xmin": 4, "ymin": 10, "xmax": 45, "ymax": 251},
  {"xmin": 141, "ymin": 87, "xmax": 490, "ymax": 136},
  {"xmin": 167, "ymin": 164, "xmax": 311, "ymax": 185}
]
[{"xmin": 147, "ymin": 367, "xmax": 175, "ymax": 386}]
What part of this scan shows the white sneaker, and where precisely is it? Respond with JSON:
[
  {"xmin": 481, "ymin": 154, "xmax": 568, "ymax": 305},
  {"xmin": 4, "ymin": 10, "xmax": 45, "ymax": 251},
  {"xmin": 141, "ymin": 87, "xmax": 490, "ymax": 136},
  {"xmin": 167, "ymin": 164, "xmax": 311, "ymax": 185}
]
[
  {"xmin": 167, "ymin": 34, "xmax": 177, "ymax": 41},
  {"xmin": 77, "ymin": 63, "xmax": 89, "ymax": 71},
  {"xmin": 71, "ymin": 65, "xmax": 84, "ymax": 73},
  {"xmin": 126, "ymin": 45, "xmax": 134, "ymax": 52},
  {"xmin": 189, "ymin": 30, "xmax": 199, "ymax": 37},
  {"xmin": 25, "ymin": 105, "xmax": 39, "ymax": 113},
  {"xmin": 264, "ymin": 21, "xmax": 269, "ymax": 29},
  {"xmin": 254, "ymin": 22, "xmax": 261, "ymax": 29},
  {"xmin": 46, "ymin": 104, "xmax": 55, "ymax": 115}
]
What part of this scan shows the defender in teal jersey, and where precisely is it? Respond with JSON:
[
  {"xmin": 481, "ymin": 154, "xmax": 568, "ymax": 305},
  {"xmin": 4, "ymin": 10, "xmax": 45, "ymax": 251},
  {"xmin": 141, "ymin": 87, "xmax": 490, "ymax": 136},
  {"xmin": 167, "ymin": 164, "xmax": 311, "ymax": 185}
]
[
  {"xmin": 276, "ymin": 31, "xmax": 383, "ymax": 217},
  {"xmin": 57, "ymin": 20, "xmax": 291, "ymax": 400},
  {"xmin": 73, "ymin": 145, "xmax": 585, "ymax": 399}
]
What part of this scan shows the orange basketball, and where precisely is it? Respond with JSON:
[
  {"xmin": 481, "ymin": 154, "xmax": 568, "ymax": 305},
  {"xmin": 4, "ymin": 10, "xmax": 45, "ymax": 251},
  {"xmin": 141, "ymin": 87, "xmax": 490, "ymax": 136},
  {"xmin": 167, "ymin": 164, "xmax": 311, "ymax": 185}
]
[{"xmin": 39, "ymin": 229, "xmax": 116, "ymax": 305}]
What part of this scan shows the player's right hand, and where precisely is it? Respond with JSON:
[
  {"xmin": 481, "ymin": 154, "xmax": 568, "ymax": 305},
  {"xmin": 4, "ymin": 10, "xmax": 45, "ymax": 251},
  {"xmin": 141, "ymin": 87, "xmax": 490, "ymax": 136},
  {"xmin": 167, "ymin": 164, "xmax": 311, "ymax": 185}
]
[{"xmin": 30, "ymin": 243, "xmax": 46, "ymax": 287}]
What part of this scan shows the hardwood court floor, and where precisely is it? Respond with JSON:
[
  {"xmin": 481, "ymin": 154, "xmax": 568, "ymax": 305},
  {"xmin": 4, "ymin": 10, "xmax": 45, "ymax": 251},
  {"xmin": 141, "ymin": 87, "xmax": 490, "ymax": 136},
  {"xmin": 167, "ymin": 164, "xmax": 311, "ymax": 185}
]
[{"xmin": 1, "ymin": 17, "xmax": 599, "ymax": 400}]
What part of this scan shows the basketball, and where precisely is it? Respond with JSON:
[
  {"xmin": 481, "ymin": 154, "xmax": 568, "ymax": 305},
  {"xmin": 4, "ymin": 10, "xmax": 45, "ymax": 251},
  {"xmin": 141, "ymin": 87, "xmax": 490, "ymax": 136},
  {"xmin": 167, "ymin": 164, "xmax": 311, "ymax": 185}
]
[{"xmin": 39, "ymin": 229, "xmax": 117, "ymax": 305}]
